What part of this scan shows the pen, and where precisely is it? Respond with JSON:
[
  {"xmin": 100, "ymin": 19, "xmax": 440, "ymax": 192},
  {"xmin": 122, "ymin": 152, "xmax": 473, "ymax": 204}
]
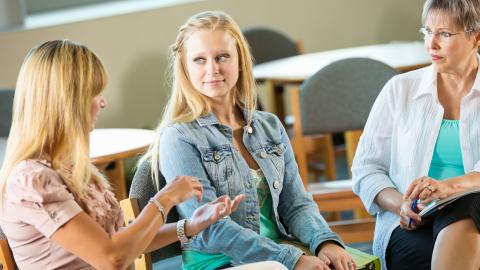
[{"xmin": 408, "ymin": 199, "xmax": 419, "ymax": 228}]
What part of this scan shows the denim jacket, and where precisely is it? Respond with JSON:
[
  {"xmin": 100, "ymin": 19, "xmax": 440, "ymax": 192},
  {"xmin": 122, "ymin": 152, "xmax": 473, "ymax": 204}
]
[{"xmin": 159, "ymin": 110, "xmax": 343, "ymax": 269}]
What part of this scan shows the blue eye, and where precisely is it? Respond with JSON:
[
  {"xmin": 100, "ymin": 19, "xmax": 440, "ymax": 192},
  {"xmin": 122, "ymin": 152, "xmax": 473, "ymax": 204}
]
[
  {"xmin": 439, "ymin": 31, "xmax": 452, "ymax": 38},
  {"xmin": 193, "ymin": 57, "xmax": 206, "ymax": 64},
  {"xmin": 216, "ymin": 54, "xmax": 230, "ymax": 62}
]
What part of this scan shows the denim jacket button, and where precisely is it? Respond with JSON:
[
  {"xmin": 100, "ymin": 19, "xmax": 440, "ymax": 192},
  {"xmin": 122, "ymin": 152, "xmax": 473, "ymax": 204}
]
[
  {"xmin": 276, "ymin": 148, "xmax": 283, "ymax": 155},
  {"xmin": 213, "ymin": 153, "xmax": 221, "ymax": 161},
  {"xmin": 273, "ymin": 180, "xmax": 280, "ymax": 189},
  {"xmin": 247, "ymin": 126, "xmax": 253, "ymax": 134},
  {"xmin": 260, "ymin": 151, "xmax": 267, "ymax": 159}
]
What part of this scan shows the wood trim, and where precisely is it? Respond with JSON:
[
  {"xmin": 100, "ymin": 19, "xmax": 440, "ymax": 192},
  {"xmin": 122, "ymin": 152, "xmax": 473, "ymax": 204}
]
[
  {"xmin": 120, "ymin": 198, "xmax": 152, "ymax": 270},
  {"xmin": 291, "ymin": 87, "xmax": 309, "ymax": 187},
  {"xmin": 344, "ymin": 130, "xmax": 362, "ymax": 176},
  {"xmin": 0, "ymin": 239, "xmax": 15, "ymax": 270},
  {"xmin": 329, "ymin": 219, "xmax": 375, "ymax": 244}
]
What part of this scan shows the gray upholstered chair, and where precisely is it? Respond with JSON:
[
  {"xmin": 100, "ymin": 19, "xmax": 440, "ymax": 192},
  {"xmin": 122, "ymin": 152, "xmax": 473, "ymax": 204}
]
[
  {"xmin": 242, "ymin": 26, "xmax": 300, "ymax": 65},
  {"xmin": 0, "ymin": 89, "xmax": 14, "ymax": 166},
  {"xmin": 0, "ymin": 89, "xmax": 14, "ymax": 138},
  {"xmin": 128, "ymin": 159, "xmax": 182, "ymax": 270},
  {"xmin": 290, "ymin": 57, "xmax": 397, "ymax": 243}
]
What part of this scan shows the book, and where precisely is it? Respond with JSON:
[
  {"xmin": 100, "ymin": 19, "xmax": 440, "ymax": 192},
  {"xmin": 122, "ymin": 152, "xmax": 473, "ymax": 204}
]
[
  {"xmin": 419, "ymin": 188, "xmax": 480, "ymax": 218},
  {"xmin": 346, "ymin": 246, "xmax": 380, "ymax": 270}
]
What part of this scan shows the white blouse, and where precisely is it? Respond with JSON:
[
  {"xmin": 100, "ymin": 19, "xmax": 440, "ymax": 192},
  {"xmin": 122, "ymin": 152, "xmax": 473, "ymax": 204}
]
[{"xmin": 352, "ymin": 63, "xmax": 480, "ymax": 269}]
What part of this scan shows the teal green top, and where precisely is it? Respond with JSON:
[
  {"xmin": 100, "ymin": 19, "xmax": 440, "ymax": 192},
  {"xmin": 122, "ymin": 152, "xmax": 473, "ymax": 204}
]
[
  {"xmin": 182, "ymin": 169, "xmax": 280, "ymax": 270},
  {"xmin": 428, "ymin": 119, "xmax": 464, "ymax": 180}
]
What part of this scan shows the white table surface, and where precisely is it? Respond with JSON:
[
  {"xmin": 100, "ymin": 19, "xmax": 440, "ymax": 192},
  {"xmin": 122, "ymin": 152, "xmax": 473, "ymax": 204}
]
[
  {"xmin": 89, "ymin": 128, "xmax": 156, "ymax": 162},
  {"xmin": 0, "ymin": 129, "xmax": 156, "ymax": 166},
  {"xmin": 253, "ymin": 41, "xmax": 431, "ymax": 82}
]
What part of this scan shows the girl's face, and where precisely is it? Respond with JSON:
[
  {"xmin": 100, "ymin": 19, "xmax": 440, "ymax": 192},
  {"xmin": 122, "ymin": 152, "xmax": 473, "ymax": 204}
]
[
  {"xmin": 184, "ymin": 29, "xmax": 240, "ymax": 102},
  {"xmin": 90, "ymin": 93, "xmax": 106, "ymax": 130}
]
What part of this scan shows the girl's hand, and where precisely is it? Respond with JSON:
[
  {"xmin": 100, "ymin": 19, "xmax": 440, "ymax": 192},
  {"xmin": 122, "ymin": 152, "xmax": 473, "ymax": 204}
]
[
  {"xmin": 186, "ymin": 194, "xmax": 245, "ymax": 236},
  {"xmin": 318, "ymin": 243, "xmax": 355, "ymax": 270}
]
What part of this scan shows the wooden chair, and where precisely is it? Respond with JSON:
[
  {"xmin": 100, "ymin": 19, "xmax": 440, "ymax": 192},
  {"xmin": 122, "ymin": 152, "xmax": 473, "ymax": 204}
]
[
  {"xmin": 120, "ymin": 198, "xmax": 152, "ymax": 270},
  {"xmin": 243, "ymin": 27, "xmax": 336, "ymax": 181},
  {"xmin": 291, "ymin": 58, "xmax": 398, "ymax": 242},
  {"xmin": 125, "ymin": 160, "xmax": 183, "ymax": 270},
  {"xmin": 0, "ymin": 227, "xmax": 16, "ymax": 270}
]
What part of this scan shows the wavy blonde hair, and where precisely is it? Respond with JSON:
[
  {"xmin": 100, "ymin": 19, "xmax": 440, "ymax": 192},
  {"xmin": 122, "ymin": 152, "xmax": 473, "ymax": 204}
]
[
  {"xmin": 141, "ymin": 11, "xmax": 257, "ymax": 187},
  {"xmin": 0, "ymin": 40, "xmax": 109, "ymax": 201}
]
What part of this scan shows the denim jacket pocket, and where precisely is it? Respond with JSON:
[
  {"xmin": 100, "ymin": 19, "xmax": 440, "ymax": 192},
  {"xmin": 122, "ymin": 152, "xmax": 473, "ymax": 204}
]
[
  {"xmin": 199, "ymin": 145, "xmax": 233, "ymax": 195},
  {"xmin": 264, "ymin": 142, "xmax": 286, "ymax": 176}
]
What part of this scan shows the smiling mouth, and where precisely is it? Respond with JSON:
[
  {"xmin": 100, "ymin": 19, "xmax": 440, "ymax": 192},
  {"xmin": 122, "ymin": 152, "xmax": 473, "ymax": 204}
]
[{"xmin": 204, "ymin": 80, "xmax": 224, "ymax": 85}]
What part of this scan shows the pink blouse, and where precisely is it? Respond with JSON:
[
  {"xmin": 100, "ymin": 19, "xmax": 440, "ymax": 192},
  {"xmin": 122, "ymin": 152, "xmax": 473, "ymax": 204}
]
[{"xmin": 0, "ymin": 159, "xmax": 124, "ymax": 269}]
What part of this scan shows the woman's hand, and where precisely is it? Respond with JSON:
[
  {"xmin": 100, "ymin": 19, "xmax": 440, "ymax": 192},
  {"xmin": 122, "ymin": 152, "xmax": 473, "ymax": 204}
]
[
  {"xmin": 404, "ymin": 176, "xmax": 454, "ymax": 204},
  {"xmin": 186, "ymin": 194, "xmax": 245, "ymax": 236},
  {"xmin": 317, "ymin": 243, "xmax": 355, "ymax": 270},
  {"xmin": 156, "ymin": 176, "xmax": 204, "ymax": 207},
  {"xmin": 398, "ymin": 198, "xmax": 424, "ymax": 230},
  {"xmin": 294, "ymin": 255, "xmax": 331, "ymax": 270}
]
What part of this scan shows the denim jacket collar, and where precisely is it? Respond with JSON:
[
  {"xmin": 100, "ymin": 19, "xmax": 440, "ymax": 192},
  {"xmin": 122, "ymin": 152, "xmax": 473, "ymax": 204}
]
[{"xmin": 195, "ymin": 109, "xmax": 256, "ymax": 127}]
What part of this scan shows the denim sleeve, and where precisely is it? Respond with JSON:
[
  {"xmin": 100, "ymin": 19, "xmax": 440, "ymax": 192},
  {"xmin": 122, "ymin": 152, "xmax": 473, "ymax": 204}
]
[
  {"xmin": 159, "ymin": 126, "xmax": 304, "ymax": 269},
  {"xmin": 351, "ymin": 79, "xmax": 397, "ymax": 214},
  {"xmin": 274, "ymin": 116, "xmax": 344, "ymax": 255}
]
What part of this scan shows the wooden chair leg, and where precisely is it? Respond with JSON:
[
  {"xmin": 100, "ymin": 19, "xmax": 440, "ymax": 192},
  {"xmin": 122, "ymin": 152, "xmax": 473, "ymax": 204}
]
[
  {"xmin": 0, "ymin": 239, "xmax": 15, "ymax": 270},
  {"xmin": 323, "ymin": 134, "xmax": 336, "ymax": 180},
  {"xmin": 120, "ymin": 198, "xmax": 152, "ymax": 270}
]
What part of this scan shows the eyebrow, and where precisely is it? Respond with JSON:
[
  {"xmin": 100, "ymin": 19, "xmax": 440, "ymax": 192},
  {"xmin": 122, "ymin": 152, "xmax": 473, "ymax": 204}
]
[
  {"xmin": 424, "ymin": 26, "xmax": 455, "ymax": 31},
  {"xmin": 189, "ymin": 49, "xmax": 232, "ymax": 58}
]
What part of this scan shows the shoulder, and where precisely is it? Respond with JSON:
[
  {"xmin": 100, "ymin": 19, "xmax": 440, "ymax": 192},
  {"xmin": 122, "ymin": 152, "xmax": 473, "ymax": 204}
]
[
  {"xmin": 386, "ymin": 66, "xmax": 430, "ymax": 95},
  {"xmin": 252, "ymin": 110, "xmax": 283, "ymax": 130},
  {"xmin": 6, "ymin": 160, "xmax": 73, "ymax": 203},
  {"xmin": 159, "ymin": 121, "xmax": 202, "ymax": 148},
  {"xmin": 251, "ymin": 111, "xmax": 286, "ymax": 142},
  {"xmin": 8, "ymin": 160, "xmax": 62, "ymax": 188}
]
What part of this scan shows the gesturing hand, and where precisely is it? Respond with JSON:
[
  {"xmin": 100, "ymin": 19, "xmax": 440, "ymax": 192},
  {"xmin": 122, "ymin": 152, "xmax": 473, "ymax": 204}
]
[
  {"xmin": 186, "ymin": 194, "xmax": 245, "ymax": 236},
  {"xmin": 157, "ymin": 176, "xmax": 203, "ymax": 206}
]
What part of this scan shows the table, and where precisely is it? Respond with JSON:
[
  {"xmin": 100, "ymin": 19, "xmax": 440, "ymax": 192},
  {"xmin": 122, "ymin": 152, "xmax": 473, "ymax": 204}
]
[
  {"xmin": 253, "ymin": 41, "xmax": 431, "ymax": 120},
  {"xmin": 90, "ymin": 128, "xmax": 156, "ymax": 200}
]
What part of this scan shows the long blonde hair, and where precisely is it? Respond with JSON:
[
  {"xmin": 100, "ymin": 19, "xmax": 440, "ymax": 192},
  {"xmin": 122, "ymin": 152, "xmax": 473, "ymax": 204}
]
[
  {"xmin": 0, "ymin": 40, "xmax": 109, "ymax": 201},
  {"xmin": 141, "ymin": 11, "xmax": 257, "ymax": 187}
]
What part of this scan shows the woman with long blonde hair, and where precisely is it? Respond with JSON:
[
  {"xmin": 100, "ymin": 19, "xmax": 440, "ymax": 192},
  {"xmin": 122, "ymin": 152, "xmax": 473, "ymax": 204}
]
[
  {"xmin": 0, "ymin": 39, "xmax": 243, "ymax": 269},
  {"xmin": 142, "ymin": 11, "xmax": 354, "ymax": 270}
]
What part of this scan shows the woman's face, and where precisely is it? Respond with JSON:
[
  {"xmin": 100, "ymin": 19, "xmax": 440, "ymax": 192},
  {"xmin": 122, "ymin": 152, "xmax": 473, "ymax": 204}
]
[
  {"xmin": 423, "ymin": 11, "xmax": 480, "ymax": 74},
  {"xmin": 90, "ymin": 93, "xmax": 106, "ymax": 130},
  {"xmin": 184, "ymin": 29, "xmax": 240, "ymax": 102}
]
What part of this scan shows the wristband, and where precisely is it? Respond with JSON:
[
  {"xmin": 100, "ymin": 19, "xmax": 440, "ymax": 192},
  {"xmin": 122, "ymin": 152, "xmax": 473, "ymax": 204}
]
[
  {"xmin": 149, "ymin": 198, "xmax": 166, "ymax": 223},
  {"xmin": 176, "ymin": 219, "xmax": 192, "ymax": 245}
]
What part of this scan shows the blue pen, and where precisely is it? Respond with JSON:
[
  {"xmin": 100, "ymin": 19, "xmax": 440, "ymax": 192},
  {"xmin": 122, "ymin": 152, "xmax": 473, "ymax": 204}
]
[{"xmin": 408, "ymin": 199, "xmax": 419, "ymax": 228}]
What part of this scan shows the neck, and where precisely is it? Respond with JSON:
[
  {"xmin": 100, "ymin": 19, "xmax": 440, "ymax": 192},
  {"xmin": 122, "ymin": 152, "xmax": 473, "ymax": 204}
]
[{"xmin": 438, "ymin": 55, "xmax": 478, "ymax": 94}]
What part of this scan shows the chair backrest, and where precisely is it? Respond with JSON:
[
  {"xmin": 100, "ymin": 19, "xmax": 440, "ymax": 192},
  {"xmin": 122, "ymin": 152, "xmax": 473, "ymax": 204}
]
[
  {"xmin": 0, "ymin": 89, "xmax": 14, "ymax": 137},
  {"xmin": 0, "ymin": 227, "xmax": 16, "ymax": 270},
  {"xmin": 129, "ymin": 159, "xmax": 181, "ymax": 263},
  {"xmin": 243, "ymin": 26, "xmax": 299, "ymax": 65},
  {"xmin": 299, "ymin": 58, "xmax": 398, "ymax": 135}
]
